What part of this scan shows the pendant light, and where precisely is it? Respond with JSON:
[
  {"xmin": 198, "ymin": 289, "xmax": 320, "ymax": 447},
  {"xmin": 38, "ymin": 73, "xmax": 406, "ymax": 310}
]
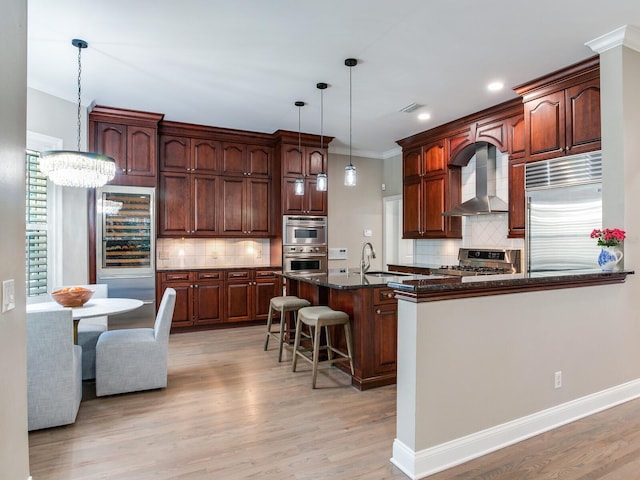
[
  {"xmin": 344, "ymin": 58, "xmax": 357, "ymax": 187},
  {"xmin": 316, "ymin": 82, "xmax": 328, "ymax": 192},
  {"xmin": 294, "ymin": 101, "xmax": 305, "ymax": 196},
  {"xmin": 39, "ymin": 39, "xmax": 116, "ymax": 188}
]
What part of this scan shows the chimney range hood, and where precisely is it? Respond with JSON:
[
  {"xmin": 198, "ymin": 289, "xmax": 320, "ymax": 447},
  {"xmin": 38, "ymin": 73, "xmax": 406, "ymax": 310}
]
[{"xmin": 442, "ymin": 142, "xmax": 508, "ymax": 216}]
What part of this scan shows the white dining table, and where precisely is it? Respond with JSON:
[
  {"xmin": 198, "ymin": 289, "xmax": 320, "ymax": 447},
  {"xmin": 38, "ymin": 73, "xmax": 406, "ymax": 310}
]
[{"xmin": 27, "ymin": 298, "xmax": 144, "ymax": 343}]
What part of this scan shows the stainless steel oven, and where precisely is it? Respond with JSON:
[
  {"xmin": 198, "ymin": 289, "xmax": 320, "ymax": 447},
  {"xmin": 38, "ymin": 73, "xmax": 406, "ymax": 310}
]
[
  {"xmin": 284, "ymin": 215, "xmax": 328, "ymax": 246},
  {"xmin": 283, "ymin": 246, "xmax": 328, "ymax": 275}
]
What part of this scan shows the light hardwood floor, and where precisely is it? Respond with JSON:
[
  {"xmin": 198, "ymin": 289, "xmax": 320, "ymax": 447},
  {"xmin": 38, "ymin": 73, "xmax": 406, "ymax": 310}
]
[{"xmin": 29, "ymin": 325, "xmax": 640, "ymax": 479}]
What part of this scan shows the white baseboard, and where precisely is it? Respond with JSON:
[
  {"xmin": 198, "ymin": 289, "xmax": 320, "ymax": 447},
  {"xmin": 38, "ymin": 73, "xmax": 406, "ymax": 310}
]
[{"xmin": 391, "ymin": 378, "xmax": 640, "ymax": 479}]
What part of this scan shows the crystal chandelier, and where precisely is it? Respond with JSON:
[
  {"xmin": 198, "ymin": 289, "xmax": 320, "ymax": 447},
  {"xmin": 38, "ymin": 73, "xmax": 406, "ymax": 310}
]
[
  {"xmin": 344, "ymin": 58, "xmax": 357, "ymax": 187},
  {"xmin": 39, "ymin": 39, "xmax": 116, "ymax": 188}
]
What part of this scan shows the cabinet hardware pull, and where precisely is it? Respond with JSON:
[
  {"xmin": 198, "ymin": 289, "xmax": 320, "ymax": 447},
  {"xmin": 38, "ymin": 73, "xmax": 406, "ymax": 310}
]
[
  {"xmin": 195, "ymin": 284, "xmax": 199, "ymax": 288},
  {"xmin": 387, "ymin": 293, "xmax": 393, "ymax": 298},
  {"xmin": 376, "ymin": 309, "xmax": 381, "ymax": 314}
]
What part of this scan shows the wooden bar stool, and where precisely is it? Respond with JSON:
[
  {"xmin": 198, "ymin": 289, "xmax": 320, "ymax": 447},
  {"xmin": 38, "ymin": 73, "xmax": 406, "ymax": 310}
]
[
  {"xmin": 292, "ymin": 306, "xmax": 354, "ymax": 388},
  {"xmin": 264, "ymin": 296, "xmax": 311, "ymax": 362}
]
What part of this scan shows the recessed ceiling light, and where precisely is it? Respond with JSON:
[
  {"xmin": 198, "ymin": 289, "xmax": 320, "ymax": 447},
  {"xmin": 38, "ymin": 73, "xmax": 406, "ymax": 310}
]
[
  {"xmin": 487, "ymin": 81, "xmax": 504, "ymax": 92},
  {"xmin": 417, "ymin": 112, "xmax": 431, "ymax": 121}
]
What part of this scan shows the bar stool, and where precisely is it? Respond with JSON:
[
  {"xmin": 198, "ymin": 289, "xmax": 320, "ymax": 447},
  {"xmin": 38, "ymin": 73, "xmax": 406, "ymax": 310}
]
[
  {"xmin": 292, "ymin": 306, "xmax": 354, "ymax": 388},
  {"xmin": 264, "ymin": 296, "xmax": 311, "ymax": 362}
]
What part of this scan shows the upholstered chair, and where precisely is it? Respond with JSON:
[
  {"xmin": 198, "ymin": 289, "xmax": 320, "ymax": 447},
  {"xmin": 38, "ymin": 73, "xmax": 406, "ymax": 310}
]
[
  {"xmin": 26, "ymin": 309, "xmax": 82, "ymax": 431},
  {"xmin": 54, "ymin": 283, "xmax": 108, "ymax": 380},
  {"xmin": 95, "ymin": 288, "xmax": 176, "ymax": 396}
]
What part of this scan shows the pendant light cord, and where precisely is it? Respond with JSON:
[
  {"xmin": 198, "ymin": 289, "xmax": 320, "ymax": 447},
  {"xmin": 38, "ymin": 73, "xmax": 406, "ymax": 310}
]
[
  {"xmin": 320, "ymin": 88, "xmax": 324, "ymax": 150},
  {"xmin": 349, "ymin": 63, "xmax": 352, "ymax": 167},
  {"xmin": 76, "ymin": 42, "xmax": 83, "ymax": 152},
  {"xmin": 298, "ymin": 104, "xmax": 302, "ymax": 158}
]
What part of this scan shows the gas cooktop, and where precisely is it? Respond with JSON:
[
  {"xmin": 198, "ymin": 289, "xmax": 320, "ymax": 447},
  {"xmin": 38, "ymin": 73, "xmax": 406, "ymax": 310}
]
[{"xmin": 430, "ymin": 248, "xmax": 522, "ymax": 277}]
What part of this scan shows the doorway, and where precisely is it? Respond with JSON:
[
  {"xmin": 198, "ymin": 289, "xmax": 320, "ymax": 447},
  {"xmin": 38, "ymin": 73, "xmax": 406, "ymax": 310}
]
[{"xmin": 382, "ymin": 195, "xmax": 413, "ymax": 268}]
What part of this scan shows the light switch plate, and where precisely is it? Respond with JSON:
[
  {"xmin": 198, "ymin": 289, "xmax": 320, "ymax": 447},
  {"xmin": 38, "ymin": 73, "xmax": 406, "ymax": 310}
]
[
  {"xmin": 2, "ymin": 279, "xmax": 15, "ymax": 312},
  {"xmin": 363, "ymin": 229, "xmax": 373, "ymax": 237}
]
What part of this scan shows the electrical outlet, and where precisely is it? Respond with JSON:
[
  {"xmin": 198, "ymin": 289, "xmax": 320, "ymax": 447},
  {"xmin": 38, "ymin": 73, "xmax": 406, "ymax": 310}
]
[{"xmin": 554, "ymin": 371, "xmax": 562, "ymax": 389}]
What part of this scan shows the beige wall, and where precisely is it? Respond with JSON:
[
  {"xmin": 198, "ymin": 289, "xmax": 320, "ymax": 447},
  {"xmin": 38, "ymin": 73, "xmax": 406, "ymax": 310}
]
[
  {"xmin": 27, "ymin": 88, "xmax": 90, "ymax": 285},
  {"xmin": 0, "ymin": 0, "xmax": 31, "ymax": 477},
  {"xmin": 383, "ymin": 152, "xmax": 403, "ymax": 197},
  {"xmin": 327, "ymin": 152, "xmax": 385, "ymax": 271}
]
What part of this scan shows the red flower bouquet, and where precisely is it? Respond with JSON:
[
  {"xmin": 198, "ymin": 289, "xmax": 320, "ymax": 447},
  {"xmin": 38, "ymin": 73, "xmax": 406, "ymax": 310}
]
[{"xmin": 590, "ymin": 228, "xmax": 626, "ymax": 247}]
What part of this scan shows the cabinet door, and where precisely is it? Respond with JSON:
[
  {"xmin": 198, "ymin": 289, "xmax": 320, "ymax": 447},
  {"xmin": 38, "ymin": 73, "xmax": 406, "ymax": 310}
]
[
  {"xmin": 282, "ymin": 177, "xmax": 305, "ymax": 215},
  {"xmin": 305, "ymin": 178, "xmax": 327, "ymax": 215},
  {"xmin": 525, "ymin": 91, "xmax": 565, "ymax": 161},
  {"xmin": 424, "ymin": 141, "xmax": 446, "ymax": 174},
  {"xmin": 165, "ymin": 282, "xmax": 193, "ymax": 328},
  {"xmin": 127, "ymin": 126, "xmax": 156, "ymax": 177},
  {"xmin": 254, "ymin": 274, "xmax": 282, "ymax": 321},
  {"xmin": 282, "ymin": 144, "xmax": 304, "ymax": 176},
  {"xmin": 508, "ymin": 159, "xmax": 526, "ymax": 238},
  {"xmin": 508, "ymin": 114, "xmax": 526, "ymax": 159},
  {"xmin": 220, "ymin": 177, "xmax": 245, "ymax": 235},
  {"xmin": 221, "ymin": 142, "xmax": 246, "ymax": 176},
  {"xmin": 565, "ymin": 78, "xmax": 601, "ymax": 154},
  {"xmin": 446, "ymin": 128, "xmax": 473, "ymax": 162},
  {"xmin": 306, "ymin": 148, "xmax": 326, "ymax": 176},
  {"xmin": 403, "ymin": 147, "xmax": 422, "ymax": 178},
  {"xmin": 225, "ymin": 281, "xmax": 252, "ymax": 322},
  {"xmin": 423, "ymin": 175, "xmax": 446, "ymax": 235},
  {"xmin": 159, "ymin": 136, "xmax": 191, "ymax": 172},
  {"xmin": 247, "ymin": 145, "xmax": 271, "ymax": 177},
  {"xmin": 194, "ymin": 281, "xmax": 223, "ymax": 325},
  {"xmin": 402, "ymin": 176, "xmax": 423, "ymax": 238},
  {"xmin": 192, "ymin": 139, "xmax": 221, "ymax": 174},
  {"xmin": 371, "ymin": 303, "xmax": 397, "ymax": 375},
  {"xmin": 95, "ymin": 122, "xmax": 127, "ymax": 177},
  {"xmin": 246, "ymin": 178, "xmax": 271, "ymax": 236},
  {"xmin": 158, "ymin": 172, "xmax": 191, "ymax": 236},
  {"xmin": 192, "ymin": 175, "xmax": 219, "ymax": 235}
]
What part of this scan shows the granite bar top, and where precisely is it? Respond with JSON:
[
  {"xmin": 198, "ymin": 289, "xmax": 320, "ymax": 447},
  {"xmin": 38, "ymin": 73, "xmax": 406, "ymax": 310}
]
[
  {"xmin": 388, "ymin": 269, "xmax": 634, "ymax": 302},
  {"xmin": 280, "ymin": 269, "xmax": 454, "ymax": 290}
]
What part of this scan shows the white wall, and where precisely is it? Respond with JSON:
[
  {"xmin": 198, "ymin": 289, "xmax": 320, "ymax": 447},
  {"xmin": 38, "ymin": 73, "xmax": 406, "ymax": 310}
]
[
  {"xmin": 27, "ymin": 88, "xmax": 90, "ymax": 285},
  {"xmin": 0, "ymin": 0, "xmax": 31, "ymax": 477},
  {"xmin": 327, "ymin": 152, "xmax": 384, "ymax": 271}
]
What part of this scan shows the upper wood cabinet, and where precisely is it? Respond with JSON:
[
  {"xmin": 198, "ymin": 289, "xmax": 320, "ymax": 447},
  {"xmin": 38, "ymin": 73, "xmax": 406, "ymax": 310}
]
[
  {"xmin": 515, "ymin": 56, "xmax": 600, "ymax": 162},
  {"xmin": 89, "ymin": 106, "xmax": 164, "ymax": 187},
  {"xmin": 282, "ymin": 144, "xmax": 327, "ymax": 178},
  {"xmin": 221, "ymin": 143, "xmax": 272, "ymax": 177},
  {"xmin": 220, "ymin": 177, "xmax": 271, "ymax": 237},
  {"xmin": 159, "ymin": 135, "xmax": 221, "ymax": 174}
]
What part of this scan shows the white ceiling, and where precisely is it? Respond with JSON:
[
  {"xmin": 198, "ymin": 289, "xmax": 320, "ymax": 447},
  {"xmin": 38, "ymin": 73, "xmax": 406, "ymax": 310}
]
[{"xmin": 27, "ymin": 0, "xmax": 640, "ymax": 158}]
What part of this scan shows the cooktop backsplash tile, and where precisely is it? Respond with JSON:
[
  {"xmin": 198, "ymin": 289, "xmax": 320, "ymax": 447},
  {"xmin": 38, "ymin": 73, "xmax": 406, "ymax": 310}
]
[
  {"xmin": 157, "ymin": 238, "xmax": 271, "ymax": 269},
  {"xmin": 414, "ymin": 151, "xmax": 524, "ymax": 266}
]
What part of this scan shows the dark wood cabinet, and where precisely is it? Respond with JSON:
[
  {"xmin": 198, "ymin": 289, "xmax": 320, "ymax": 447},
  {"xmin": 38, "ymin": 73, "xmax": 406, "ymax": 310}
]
[
  {"xmin": 158, "ymin": 268, "xmax": 281, "ymax": 331},
  {"xmin": 371, "ymin": 287, "xmax": 398, "ymax": 376},
  {"xmin": 280, "ymin": 143, "xmax": 328, "ymax": 215},
  {"xmin": 401, "ymin": 142, "xmax": 461, "ymax": 239},
  {"xmin": 222, "ymin": 142, "xmax": 271, "ymax": 177},
  {"xmin": 515, "ymin": 56, "xmax": 600, "ymax": 162},
  {"xmin": 282, "ymin": 144, "xmax": 326, "ymax": 177},
  {"xmin": 220, "ymin": 177, "xmax": 271, "ymax": 236},
  {"xmin": 159, "ymin": 135, "xmax": 221, "ymax": 174},
  {"xmin": 508, "ymin": 158, "xmax": 526, "ymax": 238},
  {"xmin": 89, "ymin": 106, "xmax": 163, "ymax": 187},
  {"xmin": 158, "ymin": 172, "xmax": 219, "ymax": 236},
  {"xmin": 282, "ymin": 177, "xmax": 327, "ymax": 215}
]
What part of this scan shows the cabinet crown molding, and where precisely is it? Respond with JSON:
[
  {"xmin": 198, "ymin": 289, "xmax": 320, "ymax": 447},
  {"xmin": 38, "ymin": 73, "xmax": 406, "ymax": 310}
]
[{"xmin": 586, "ymin": 24, "xmax": 640, "ymax": 54}]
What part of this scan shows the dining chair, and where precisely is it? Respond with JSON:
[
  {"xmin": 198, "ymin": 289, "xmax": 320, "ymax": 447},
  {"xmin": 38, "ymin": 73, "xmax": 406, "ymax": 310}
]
[
  {"xmin": 95, "ymin": 288, "xmax": 176, "ymax": 396},
  {"xmin": 54, "ymin": 283, "xmax": 108, "ymax": 380},
  {"xmin": 26, "ymin": 309, "xmax": 82, "ymax": 430}
]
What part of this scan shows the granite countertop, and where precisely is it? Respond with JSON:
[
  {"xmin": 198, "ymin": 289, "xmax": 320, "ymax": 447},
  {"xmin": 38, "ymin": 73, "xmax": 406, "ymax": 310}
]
[
  {"xmin": 157, "ymin": 265, "xmax": 282, "ymax": 272},
  {"xmin": 281, "ymin": 269, "xmax": 453, "ymax": 290}
]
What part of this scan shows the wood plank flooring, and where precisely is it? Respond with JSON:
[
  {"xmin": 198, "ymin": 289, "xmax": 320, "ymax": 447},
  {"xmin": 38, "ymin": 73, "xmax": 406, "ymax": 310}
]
[{"xmin": 29, "ymin": 325, "xmax": 640, "ymax": 479}]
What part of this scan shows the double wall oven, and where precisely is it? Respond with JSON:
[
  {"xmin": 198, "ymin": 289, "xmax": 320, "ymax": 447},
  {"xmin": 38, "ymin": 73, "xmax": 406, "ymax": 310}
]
[{"xmin": 282, "ymin": 215, "xmax": 328, "ymax": 275}]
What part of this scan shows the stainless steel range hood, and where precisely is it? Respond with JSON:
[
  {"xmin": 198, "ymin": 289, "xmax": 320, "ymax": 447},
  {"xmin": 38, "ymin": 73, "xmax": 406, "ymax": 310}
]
[{"xmin": 442, "ymin": 142, "xmax": 508, "ymax": 216}]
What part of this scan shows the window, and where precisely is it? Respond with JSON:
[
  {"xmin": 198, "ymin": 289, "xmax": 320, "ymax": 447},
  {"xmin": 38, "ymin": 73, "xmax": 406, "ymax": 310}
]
[{"xmin": 25, "ymin": 150, "xmax": 48, "ymax": 297}]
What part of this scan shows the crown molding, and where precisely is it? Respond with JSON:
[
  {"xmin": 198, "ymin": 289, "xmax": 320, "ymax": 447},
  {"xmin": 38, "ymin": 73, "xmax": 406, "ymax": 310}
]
[{"xmin": 586, "ymin": 24, "xmax": 640, "ymax": 54}]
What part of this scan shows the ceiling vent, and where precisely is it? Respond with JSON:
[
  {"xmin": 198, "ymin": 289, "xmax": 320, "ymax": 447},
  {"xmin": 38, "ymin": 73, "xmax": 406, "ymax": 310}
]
[{"xmin": 399, "ymin": 102, "xmax": 420, "ymax": 113}]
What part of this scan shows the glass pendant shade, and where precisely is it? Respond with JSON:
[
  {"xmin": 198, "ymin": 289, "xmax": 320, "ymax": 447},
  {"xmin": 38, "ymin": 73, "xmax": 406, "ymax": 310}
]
[
  {"xmin": 344, "ymin": 163, "xmax": 357, "ymax": 186},
  {"xmin": 294, "ymin": 177, "xmax": 305, "ymax": 195},
  {"xmin": 40, "ymin": 151, "xmax": 116, "ymax": 188},
  {"xmin": 39, "ymin": 39, "xmax": 116, "ymax": 188},
  {"xmin": 316, "ymin": 172, "xmax": 328, "ymax": 191}
]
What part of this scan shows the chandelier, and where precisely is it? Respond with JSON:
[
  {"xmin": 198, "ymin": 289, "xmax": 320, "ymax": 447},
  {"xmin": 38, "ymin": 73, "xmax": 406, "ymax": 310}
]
[{"xmin": 39, "ymin": 39, "xmax": 116, "ymax": 188}]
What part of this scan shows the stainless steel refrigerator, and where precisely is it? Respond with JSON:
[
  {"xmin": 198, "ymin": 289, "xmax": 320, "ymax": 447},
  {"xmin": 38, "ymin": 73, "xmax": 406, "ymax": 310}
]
[
  {"xmin": 96, "ymin": 185, "xmax": 156, "ymax": 328},
  {"xmin": 526, "ymin": 152, "xmax": 602, "ymax": 273}
]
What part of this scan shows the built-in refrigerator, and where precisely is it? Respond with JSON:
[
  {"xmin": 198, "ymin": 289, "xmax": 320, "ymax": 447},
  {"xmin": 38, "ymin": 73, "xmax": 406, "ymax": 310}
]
[
  {"xmin": 96, "ymin": 185, "xmax": 156, "ymax": 328},
  {"xmin": 526, "ymin": 152, "xmax": 602, "ymax": 273}
]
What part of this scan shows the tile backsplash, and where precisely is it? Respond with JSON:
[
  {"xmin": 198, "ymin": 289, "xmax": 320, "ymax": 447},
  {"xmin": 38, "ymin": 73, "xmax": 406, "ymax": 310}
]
[
  {"xmin": 157, "ymin": 238, "xmax": 271, "ymax": 269},
  {"xmin": 414, "ymin": 150, "xmax": 525, "ymax": 266}
]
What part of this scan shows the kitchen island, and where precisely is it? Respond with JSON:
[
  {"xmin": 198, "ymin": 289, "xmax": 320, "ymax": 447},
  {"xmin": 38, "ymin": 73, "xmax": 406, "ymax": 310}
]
[
  {"xmin": 387, "ymin": 269, "xmax": 636, "ymax": 479},
  {"xmin": 283, "ymin": 269, "xmax": 455, "ymax": 390}
]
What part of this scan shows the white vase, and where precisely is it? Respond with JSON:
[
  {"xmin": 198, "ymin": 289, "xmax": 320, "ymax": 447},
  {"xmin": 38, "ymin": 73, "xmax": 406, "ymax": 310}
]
[{"xmin": 598, "ymin": 246, "xmax": 623, "ymax": 272}]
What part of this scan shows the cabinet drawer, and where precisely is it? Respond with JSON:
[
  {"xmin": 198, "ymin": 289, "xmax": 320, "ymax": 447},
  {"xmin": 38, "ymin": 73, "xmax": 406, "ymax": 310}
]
[
  {"xmin": 226, "ymin": 270, "xmax": 250, "ymax": 280},
  {"xmin": 255, "ymin": 269, "xmax": 279, "ymax": 279},
  {"xmin": 197, "ymin": 271, "xmax": 222, "ymax": 280},
  {"xmin": 374, "ymin": 287, "xmax": 397, "ymax": 305},
  {"xmin": 161, "ymin": 271, "xmax": 192, "ymax": 282}
]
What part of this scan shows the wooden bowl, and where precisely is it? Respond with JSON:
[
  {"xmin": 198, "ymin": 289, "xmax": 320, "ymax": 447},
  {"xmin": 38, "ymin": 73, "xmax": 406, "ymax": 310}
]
[{"xmin": 51, "ymin": 287, "xmax": 94, "ymax": 308}]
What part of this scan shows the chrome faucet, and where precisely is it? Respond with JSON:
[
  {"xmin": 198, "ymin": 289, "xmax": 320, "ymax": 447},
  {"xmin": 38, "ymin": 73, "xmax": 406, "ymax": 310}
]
[{"xmin": 360, "ymin": 242, "xmax": 376, "ymax": 274}]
